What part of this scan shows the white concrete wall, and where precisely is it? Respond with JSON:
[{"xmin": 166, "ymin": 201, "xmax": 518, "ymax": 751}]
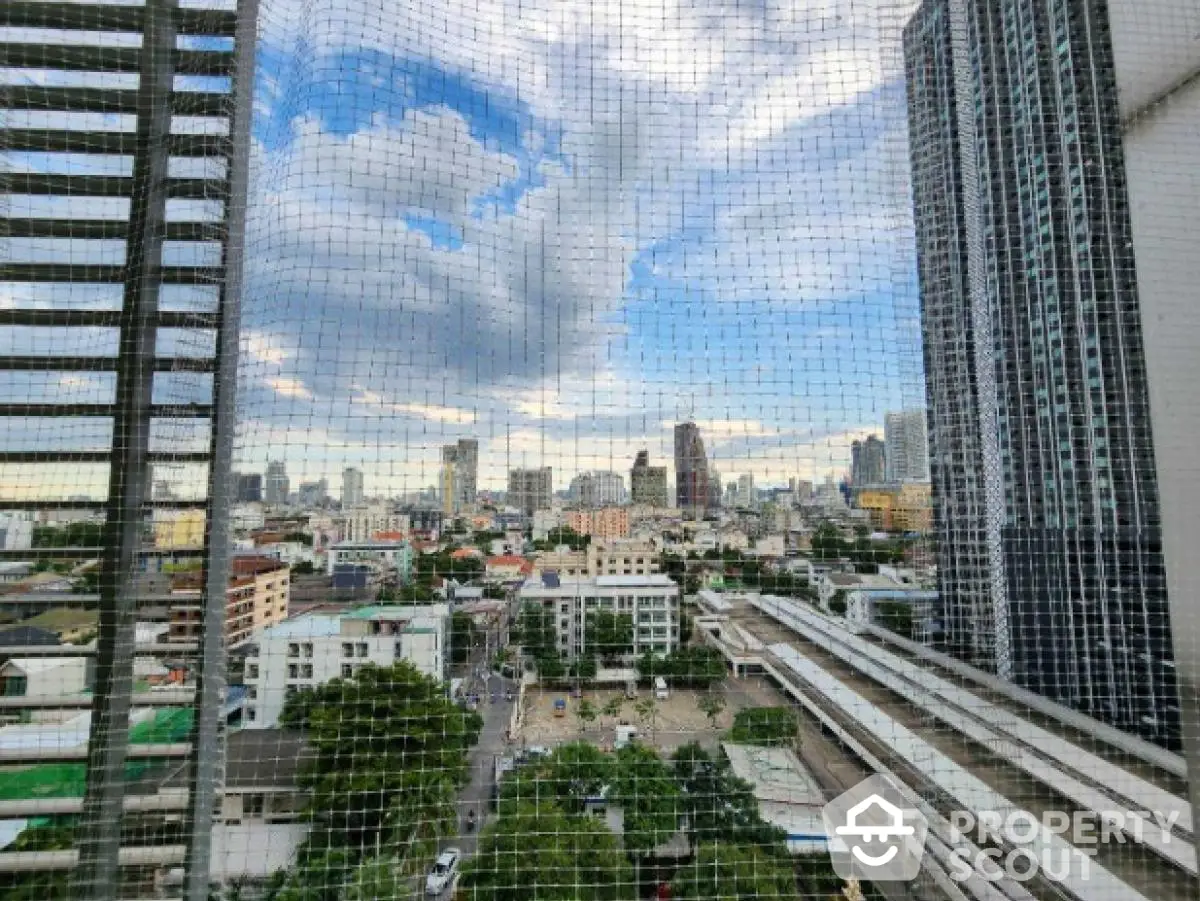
[{"xmin": 1109, "ymin": 0, "xmax": 1200, "ymax": 824}]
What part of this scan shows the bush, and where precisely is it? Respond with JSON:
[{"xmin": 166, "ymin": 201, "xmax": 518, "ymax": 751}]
[{"xmin": 729, "ymin": 707, "xmax": 798, "ymax": 746}]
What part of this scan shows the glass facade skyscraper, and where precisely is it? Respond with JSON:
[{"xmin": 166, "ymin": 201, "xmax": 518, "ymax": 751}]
[{"xmin": 905, "ymin": 0, "xmax": 1179, "ymax": 747}]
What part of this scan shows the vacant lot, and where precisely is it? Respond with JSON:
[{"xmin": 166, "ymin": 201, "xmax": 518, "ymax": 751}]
[{"xmin": 516, "ymin": 684, "xmax": 753, "ymax": 755}]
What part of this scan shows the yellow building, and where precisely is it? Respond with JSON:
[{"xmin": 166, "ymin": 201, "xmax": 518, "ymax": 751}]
[
  {"xmin": 566, "ymin": 507, "xmax": 630, "ymax": 540},
  {"xmin": 855, "ymin": 490, "xmax": 896, "ymax": 531},
  {"xmin": 854, "ymin": 483, "xmax": 932, "ymax": 534},
  {"xmin": 153, "ymin": 509, "xmax": 207, "ymax": 549}
]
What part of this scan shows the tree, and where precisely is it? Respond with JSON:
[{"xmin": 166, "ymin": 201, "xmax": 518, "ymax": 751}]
[
  {"xmin": 671, "ymin": 843, "xmax": 797, "ymax": 901},
  {"xmin": 584, "ymin": 611, "xmax": 634, "ymax": 664},
  {"xmin": 828, "ymin": 590, "xmax": 848, "ymax": 616},
  {"xmin": 569, "ymin": 654, "xmax": 598, "ymax": 681},
  {"xmin": 499, "ymin": 742, "xmax": 613, "ymax": 815},
  {"xmin": 610, "ymin": 744, "xmax": 682, "ymax": 859},
  {"xmin": 451, "ymin": 611, "xmax": 481, "ymax": 664},
  {"xmin": 290, "ymin": 560, "xmax": 317, "ymax": 577},
  {"xmin": 636, "ymin": 646, "xmax": 726, "ymax": 688},
  {"xmin": 277, "ymin": 662, "xmax": 480, "ymax": 870},
  {"xmin": 876, "ymin": 601, "xmax": 914, "ymax": 638},
  {"xmin": 671, "ymin": 744, "xmax": 786, "ymax": 849},
  {"xmin": 342, "ymin": 854, "xmax": 415, "ymax": 901},
  {"xmin": 0, "ymin": 825, "xmax": 73, "ymax": 900},
  {"xmin": 575, "ymin": 698, "xmax": 598, "ymax": 733},
  {"xmin": 696, "ymin": 692, "xmax": 725, "ymax": 730},
  {"xmin": 601, "ymin": 697, "xmax": 624, "ymax": 723},
  {"xmin": 463, "ymin": 802, "xmax": 633, "ymax": 901},
  {"xmin": 633, "ymin": 696, "xmax": 658, "ymax": 740},
  {"xmin": 729, "ymin": 707, "xmax": 799, "ymax": 747}
]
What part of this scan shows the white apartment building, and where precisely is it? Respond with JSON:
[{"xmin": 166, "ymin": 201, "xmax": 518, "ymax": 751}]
[
  {"xmin": 517, "ymin": 574, "xmax": 680, "ymax": 658},
  {"xmin": 336, "ymin": 506, "xmax": 409, "ymax": 543},
  {"xmin": 243, "ymin": 604, "xmax": 449, "ymax": 728}
]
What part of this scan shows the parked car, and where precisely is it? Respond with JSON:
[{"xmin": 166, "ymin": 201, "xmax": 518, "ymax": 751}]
[{"xmin": 426, "ymin": 849, "xmax": 461, "ymax": 896}]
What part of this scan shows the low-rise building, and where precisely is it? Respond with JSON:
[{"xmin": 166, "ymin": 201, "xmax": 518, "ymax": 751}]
[
  {"xmin": 565, "ymin": 507, "xmax": 630, "ymax": 540},
  {"xmin": 336, "ymin": 507, "xmax": 410, "ymax": 543},
  {"xmin": 325, "ymin": 539, "xmax": 413, "ymax": 579},
  {"xmin": 485, "ymin": 555, "xmax": 532, "ymax": 582},
  {"xmin": 517, "ymin": 574, "xmax": 680, "ymax": 657},
  {"xmin": 169, "ymin": 555, "xmax": 290, "ymax": 648},
  {"xmin": 243, "ymin": 604, "xmax": 450, "ymax": 728},
  {"xmin": 0, "ymin": 657, "xmax": 89, "ymax": 698},
  {"xmin": 586, "ymin": 540, "xmax": 659, "ymax": 577},
  {"xmin": 532, "ymin": 547, "xmax": 588, "ymax": 577}
]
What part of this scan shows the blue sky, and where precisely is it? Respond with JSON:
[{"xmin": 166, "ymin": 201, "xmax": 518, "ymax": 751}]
[
  {"xmin": 0, "ymin": 0, "xmax": 927, "ymax": 498},
  {"xmin": 227, "ymin": 0, "xmax": 929, "ymax": 493}
]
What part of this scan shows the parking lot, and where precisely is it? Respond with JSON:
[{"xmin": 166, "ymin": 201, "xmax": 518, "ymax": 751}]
[{"xmin": 515, "ymin": 683, "xmax": 748, "ymax": 754}]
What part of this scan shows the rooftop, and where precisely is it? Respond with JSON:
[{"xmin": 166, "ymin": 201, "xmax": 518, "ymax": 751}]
[
  {"xmin": 259, "ymin": 614, "xmax": 343, "ymax": 640},
  {"xmin": 343, "ymin": 603, "xmax": 450, "ymax": 621}
]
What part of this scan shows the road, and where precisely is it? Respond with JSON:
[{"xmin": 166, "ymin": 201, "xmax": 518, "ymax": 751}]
[{"xmin": 447, "ymin": 669, "xmax": 516, "ymax": 859}]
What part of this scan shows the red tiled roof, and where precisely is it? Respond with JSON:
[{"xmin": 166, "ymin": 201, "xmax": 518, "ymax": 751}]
[{"xmin": 486, "ymin": 555, "xmax": 529, "ymax": 567}]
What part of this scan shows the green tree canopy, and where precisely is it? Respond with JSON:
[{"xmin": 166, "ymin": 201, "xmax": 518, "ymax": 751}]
[
  {"xmin": 635, "ymin": 646, "xmax": 726, "ymax": 687},
  {"xmin": 671, "ymin": 843, "xmax": 798, "ymax": 901},
  {"xmin": 729, "ymin": 706, "xmax": 799, "ymax": 747},
  {"xmin": 584, "ymin": 611, "xmax": 634, "ymax": 663},
  {"xmin": 462, "ymin": 802, "xmax": 633, "ymax": 901},
  {"xmin": 671, "ymin": 743, "xmax": 787, "ymax": 849}
]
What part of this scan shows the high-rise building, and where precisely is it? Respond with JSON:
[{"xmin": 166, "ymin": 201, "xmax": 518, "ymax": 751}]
[
  {"xmin": 342, "ymin": 467, "xmax": 364, "ymax": 508},
  {"xmin": 265, "ymin": 461, "xmax": 290, "ymax": 506},
  {"xmin": 455, "ymin": 439, "xmax": 479, "ymax": 511},
  {"xmin": 440, "ymin": 439, "xmax": 479, "ymax": 515},
  {"xmin": 508, "ymin": 467, "xmax": 554, "ymax": 515},
  {"xmin": 735, "ymin": 474, "xmax": 755, "ymax": 508},
  {"xmin": 674, "ymin": 423, "xmax": 709, "ymax": 516},
  {"xmin": 884, "ymin": 411, "xmax": 930, "ymax": 482},
  {"xmin": 298, "ymin": 479, "xmax": 328, "ymax": 507},
  {"xmin": 569, "ymin": 471, "xmax": 626, "ymax": 507},
  {"xmin": 630, "ymin": 450, "xmax": 669, "ymax": 506},
  {"xmin": 850, "ymin": 435, "xmax": 887, "ymax": 486},
  {"xmin": 904, "ymin": 0, "xmax": 1178, "ymax": 746},
  {"xmin": 235, "ymin": 473, "xmax": 263, "ymax": 503}
]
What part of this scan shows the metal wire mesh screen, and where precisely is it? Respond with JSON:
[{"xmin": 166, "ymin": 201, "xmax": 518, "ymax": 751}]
[{"xmin": 2, "ymin": 0, "xmax": 1200, "ymax": 899}]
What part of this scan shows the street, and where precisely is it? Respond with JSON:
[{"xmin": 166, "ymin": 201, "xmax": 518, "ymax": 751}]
[{"xmin": 447, "ymin": 670, "xmax": 515, "ymax": 859}]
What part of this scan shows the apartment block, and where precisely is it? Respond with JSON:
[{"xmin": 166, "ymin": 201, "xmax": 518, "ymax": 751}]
[
  {"xmin": 169, "ymin": 555, "xmax": 290, "ymax": 648},
  {"xmin": 566, "ymin": 507, "xmax": 630, "ymax": 540},
  {"xmin": 243, "ymin": 604, "xmax": 450, "ymax": 727},
  {"xmin": 517, "ymin": 574, "xmax": 680, "ymax": 657}
]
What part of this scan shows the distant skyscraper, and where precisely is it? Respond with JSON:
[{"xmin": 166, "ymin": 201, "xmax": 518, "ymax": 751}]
[
  {"xmin": 298, "ymin": 479, "xmax": 328, "ymax": 507},
  {"xmin": 630, "ymin": 450, "xmax": 669, "ymax": 507},
  {"xmin": 342, "ymin": 468, "xmax": 364, "ymax": 508},
  {"xmin": 440, "ymin": 439, "xmax": 479, "ymax": 515},
  {"xmin": 569, "ymin": 471, "xmax": 626, "ymax": 508},
  {"xmin": 851, "ymin": 435, "xmax": 887, "ymax": 486},
  {"xmin": 264, "ymin": 461, "xmax": 289, "ymax": 506},
  {"xmin": 673, "ymin": 422, "xmax": 709, "ymax": 516},
  {"xmin": 904, "ymin": 0, "xmax": 1177, "ymax": 746},
  {"xmin": 884, "ymin": 411, "xmax": 930, "ymax": 482},
  {"xmin": 735, "ymin": 474, "xmax": 755, "ymax": 508},
  {"xmin": 508, "ymin": 467, "xmax": 554, "ymax": 515},
  {"xmin": 235, "ymin": 473, "xmax": 263, "ymax": 503},
  {"xmin": 455, "ymin": 439, "xmax": 479, "ymax": 511}
]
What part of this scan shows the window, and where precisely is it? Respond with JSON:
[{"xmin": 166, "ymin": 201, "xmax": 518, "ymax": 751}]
[
  {"xmin": 301, "ymin": 664, "xmax": 313, "ymax": 678},
  {"xmin": 247, "ymin": 664, "xmax": 259, "ymax": 679},
  {"xmin": 302, "ymin": 642, "xmax": 313, "ymax": 658},
  {"xmin": 343, "ymin": 642, "xmax": 354, "ymax": 657},
  {"xmin": 287, "ymin": 664, "xmax": 298, "ymax": 678},
  {"xmin": 248, "ymin": 687, "xmax": 258, "ymax": 700},
  {"xmin": 243, "ymin": 794, "xmax": 265, "ymax": 818},
  {"xmin": 287, "ymin": 643, "xmax": 300, "ymax": 658},
  {"xmin": 357, "ymin": 642, "xmax": 369, "ymax": 658},
  {"xmin": 342, "ymin": 664, "xmax": 354, "ymax": 678}
]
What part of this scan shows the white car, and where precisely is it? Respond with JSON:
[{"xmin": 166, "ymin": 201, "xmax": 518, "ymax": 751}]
[{"xmin": 426, "ymin": 848, "xmax": 460, "ymax": 896}]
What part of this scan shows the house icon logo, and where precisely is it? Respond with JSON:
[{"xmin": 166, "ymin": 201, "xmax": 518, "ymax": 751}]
[{"xmin": 822, "ymin": 775, "xmax": 928, "ymax": 881}]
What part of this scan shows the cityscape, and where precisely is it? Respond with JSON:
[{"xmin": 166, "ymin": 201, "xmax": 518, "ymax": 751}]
[{"xmin": 0, "ymin": 0, "xmax": 1197, "ymax": 898}]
